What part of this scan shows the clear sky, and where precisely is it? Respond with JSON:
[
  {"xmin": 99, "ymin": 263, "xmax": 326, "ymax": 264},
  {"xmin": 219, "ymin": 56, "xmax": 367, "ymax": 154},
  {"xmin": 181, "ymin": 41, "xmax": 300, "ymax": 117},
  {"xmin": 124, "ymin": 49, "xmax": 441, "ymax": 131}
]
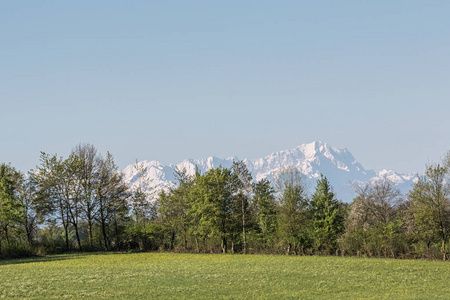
[{"xmin": 1, "ymin": 1, "xmax": 449, "ymax": 174}]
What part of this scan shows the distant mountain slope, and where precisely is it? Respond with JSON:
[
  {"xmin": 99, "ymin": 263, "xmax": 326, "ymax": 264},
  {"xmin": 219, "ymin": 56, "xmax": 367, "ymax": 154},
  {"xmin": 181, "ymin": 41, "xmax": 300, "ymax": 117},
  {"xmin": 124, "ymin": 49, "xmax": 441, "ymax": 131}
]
[{"xmin": 122, "ymin": 141, "xmax": 415, "ymax": 202}]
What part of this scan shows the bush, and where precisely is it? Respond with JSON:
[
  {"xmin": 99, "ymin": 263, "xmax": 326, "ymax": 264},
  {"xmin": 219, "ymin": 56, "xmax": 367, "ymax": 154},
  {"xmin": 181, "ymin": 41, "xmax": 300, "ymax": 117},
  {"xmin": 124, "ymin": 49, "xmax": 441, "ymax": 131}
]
[{"xmin": 1, "ymin": 242, "xmax": 33, "ymax": 259}]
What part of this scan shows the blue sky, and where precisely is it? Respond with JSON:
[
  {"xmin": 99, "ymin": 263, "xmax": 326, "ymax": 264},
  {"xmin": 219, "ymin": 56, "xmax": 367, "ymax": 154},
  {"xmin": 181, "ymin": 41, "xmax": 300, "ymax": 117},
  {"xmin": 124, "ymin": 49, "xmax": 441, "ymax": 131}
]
[{"xmin": 1, "ymin": 1, "xmax": 449, "ymax": 173}]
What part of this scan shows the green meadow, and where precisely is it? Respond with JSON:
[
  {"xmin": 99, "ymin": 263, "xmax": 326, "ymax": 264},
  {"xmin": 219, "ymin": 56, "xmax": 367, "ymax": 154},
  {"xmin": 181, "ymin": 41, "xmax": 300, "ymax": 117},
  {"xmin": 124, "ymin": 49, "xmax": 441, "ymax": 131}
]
[{"xmin": 0, "ymin": 253, "xmax": 448, "ymax": 299}]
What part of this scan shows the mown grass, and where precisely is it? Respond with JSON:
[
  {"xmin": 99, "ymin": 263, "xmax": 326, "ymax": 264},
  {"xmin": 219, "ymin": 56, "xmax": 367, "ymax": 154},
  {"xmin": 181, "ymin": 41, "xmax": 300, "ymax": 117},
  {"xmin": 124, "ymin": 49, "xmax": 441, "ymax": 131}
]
[{"xmin": 0, "ymin": 252, "xmax": 448, "ymax": 299}]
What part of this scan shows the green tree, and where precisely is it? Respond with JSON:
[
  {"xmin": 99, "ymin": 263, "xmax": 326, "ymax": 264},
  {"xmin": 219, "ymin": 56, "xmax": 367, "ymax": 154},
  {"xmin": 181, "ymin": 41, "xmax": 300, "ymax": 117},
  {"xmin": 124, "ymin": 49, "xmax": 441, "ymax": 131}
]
[
  {"xmin": 310, "ymin": 174, "xmax": 345, "ymax": 254},
  {"xmin": 232, "ymin": 160, "xmax": 253, "ymax": 254},
  {"xmin": 275, "ymin": 167, "xmax": 309, "ymax": 255},
  {"xmin": 186, "ymin": 169, "xmax": 215, "ymax": 253},
  {"xmin": 0, "ymin": 163, "xmax": 23, "ymax": 253},
  {"xmin": 253, "ymin": 178, "xmax": 277, "ymax": 249},
  {"xmin": 205, "ymin": 167, "xmax": 238, "ymax": 254},
  {"xmin": 187, "ymin": 167, "xmax": 238, "ymax": 253},
  {"xmin": 342, "ymin": 179, "xmax": 403, "ymax": 257},
  {"xmin": 158, "ymin": 168, "xmax": 193, "ymax": 250},
  {"xmin": 72, "ymin": 143, "xmax": 102, "ymax": 250},
  {"xmin": 95, "ymin": 152, "xmax": 129, "ymax": 250},
  {"xmin": 34, "ymin": 153, "xmax": 83, "ymax": 250},
  {"xmin": 408, "ymin": 163, "xmax": 450, "ymax": 260},
  {"xmin": 130, "ymin": 161, "xmax": 155, "ymax": 224},
  {"xmin": 17, "ymin": 174, "xmax": 41, "ymax": 246},
  {"xmin": 128, "ymin": 161, "xmax": 157, "ymax": 251}
]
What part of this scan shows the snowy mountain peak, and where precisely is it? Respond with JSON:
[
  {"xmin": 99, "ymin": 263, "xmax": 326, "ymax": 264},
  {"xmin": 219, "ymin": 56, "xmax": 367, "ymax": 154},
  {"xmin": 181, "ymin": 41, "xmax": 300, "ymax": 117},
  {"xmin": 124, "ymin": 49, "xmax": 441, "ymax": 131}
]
[{"xmin": 122, "ymin": 142, "xmax": 415, "ymax": 202}]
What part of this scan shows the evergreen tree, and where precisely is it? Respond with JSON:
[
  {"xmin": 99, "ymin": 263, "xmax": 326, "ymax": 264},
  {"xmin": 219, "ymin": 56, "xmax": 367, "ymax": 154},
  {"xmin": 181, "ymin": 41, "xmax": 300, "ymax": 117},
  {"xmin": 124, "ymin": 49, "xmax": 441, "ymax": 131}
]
[
  {"xmin": 253, "ymin": 178, "xmax": 277, "ymax": 249},
  {"xmin": 309, "ymin": 174, "xmax": 344, "ymax": 254}
]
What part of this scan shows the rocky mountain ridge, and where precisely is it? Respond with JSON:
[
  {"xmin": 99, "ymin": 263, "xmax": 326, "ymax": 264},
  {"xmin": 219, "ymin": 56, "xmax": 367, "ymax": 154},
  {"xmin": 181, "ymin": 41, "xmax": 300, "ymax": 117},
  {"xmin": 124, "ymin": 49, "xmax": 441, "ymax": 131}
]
[{"xmin": 122, "ymin": 141, "xmax": 415, "ymax": 202}]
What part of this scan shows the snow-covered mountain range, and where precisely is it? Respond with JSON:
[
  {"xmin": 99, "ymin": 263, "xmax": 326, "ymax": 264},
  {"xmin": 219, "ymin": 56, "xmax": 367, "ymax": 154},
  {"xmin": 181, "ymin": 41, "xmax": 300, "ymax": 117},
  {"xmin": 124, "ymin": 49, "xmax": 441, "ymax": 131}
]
[{"xmin": 122, "ymin": 141, "xmax": 416, "ymax": 202}]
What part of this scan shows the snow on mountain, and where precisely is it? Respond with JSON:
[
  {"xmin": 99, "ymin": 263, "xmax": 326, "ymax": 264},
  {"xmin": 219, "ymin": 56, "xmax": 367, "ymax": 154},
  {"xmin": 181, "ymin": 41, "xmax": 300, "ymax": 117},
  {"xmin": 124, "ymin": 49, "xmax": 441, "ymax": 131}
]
[{"xmin": 122, "ymin": 141, "xmax": 416, "ymax": 202}]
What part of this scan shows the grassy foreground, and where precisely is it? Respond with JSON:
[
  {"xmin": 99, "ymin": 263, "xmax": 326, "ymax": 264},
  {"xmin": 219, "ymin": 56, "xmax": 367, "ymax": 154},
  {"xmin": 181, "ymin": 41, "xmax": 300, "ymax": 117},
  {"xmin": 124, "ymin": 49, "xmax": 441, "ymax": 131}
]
[{"xmin": 0, "ymin": 252, "xmax": 449, "ymax": 299}]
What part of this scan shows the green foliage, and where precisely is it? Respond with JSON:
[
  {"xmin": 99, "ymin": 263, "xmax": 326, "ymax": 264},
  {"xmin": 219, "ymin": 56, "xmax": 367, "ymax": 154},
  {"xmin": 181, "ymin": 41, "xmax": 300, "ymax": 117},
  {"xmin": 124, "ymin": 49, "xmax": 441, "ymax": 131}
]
[
  {"xmin": 0, "ymin": 164, "xmax": 23, "ymax": 225},
  {"xmin": 340, "ymin": 179, "xmax": 405, "ymax": 258},
  {"xmin": 341, "ymin": 219, "xmax": 408, "ymax": 258},
  {"xmin": 2, "ymin": 145, "xmax": 450, "ymax": 261},
  {"xmin": 124, "ymin": 221, "xmax": 164, "ymax": 251},
  {"xmin": 407, "ymin": 163, "xmax": 450, "ymax": 260},
  {"xmin": 309, "ymin": 175, "xmax": 345, "ymax": 254},
  {"xmin": 33, "ymin": 148, "xmax": 131, "ymax": 252},
  {"xmin": 275, "ymin": 167, "xmax": 309, "ymax": 254},
  {"xmin": 187, "ymin": 167, "xmax": 238, "ymax": 253},
  {"xmin": 157, "ymin": 169, "xmax": 193, "ymax": 250},
  {"xmin": 253, "ymin": 178, "xmax": 277, "ymax": 249},
  {"xmin": 130, "ymin": 161, "xmax": 155, "ymax": 223},
  {"xmin": 0, "ymin": 241, "xmax": 33, "ymax": 258},
  {"xmin": 231, "ymin": 161, "xmax": 253, "ymax": 254},
  {"xmin": 0, "ymin": 163, "xmax": 24, "ymax": 255}
]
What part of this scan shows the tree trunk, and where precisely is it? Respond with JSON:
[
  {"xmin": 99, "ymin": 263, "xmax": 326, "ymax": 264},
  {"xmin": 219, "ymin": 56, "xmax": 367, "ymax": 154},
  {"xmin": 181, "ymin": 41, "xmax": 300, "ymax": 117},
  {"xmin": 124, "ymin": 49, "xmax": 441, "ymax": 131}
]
[
  {"xmin": 62, "ymin": 208, "xmax": 70, "ymax": 250},
  {"xmin": 194, "ymin": 235, "xmax": 200, "ymax": 253},
  {"xmin": 26, "ymin": 227, "xmax": 32, "ymax": 246},
  {"xmin": 221, "ymin": 238, "xmax": 226, "ymax": 254},
  {"xmin": 73, "ymin": 224, "xmax": 82, "ymax": 251},
  {"xmin": 170, "ymin": 231, "xmax": 175, "ymax": 250},
  {"xmin": 138, "ymin": 237, "xmax": 145, "ymax": 251},
  {"xmin": 24, "ymin": 218, "xmax": 32, "ymax": 246},
  {"xmin": 242, "ymin": 198, "xmax": 247, "ymax": 255},
  {"xmin": 101, "ymin": 220, "xmax": 109, "ymax": 250},
  {"xmin": 88, "ymin": 218, "xmax": 93, "ymax": 250},
  {"xmin": 442, "ymin": 227, "xmax": 447, "ymax": 261},
  {"xmin": 99, "ymin": 201, "xmax": 109, "ymax": 250},
  {"xmin": 64, "ymin": 224, "xmax": 69, "ymax": 250},
  {"xmin": 442, "ymin": 239, "xmax": 447, "ymax": 261},
  {"xmin": 114, "ymin": 215, "xmax": 120, "ymax": 250},
  {"xmin": 183, "ymin": 226, "xmax": 187, "ymax": 250},
  {"xmin": 4, "ymin": 226, "xmax": 10, "ymax": 245}
]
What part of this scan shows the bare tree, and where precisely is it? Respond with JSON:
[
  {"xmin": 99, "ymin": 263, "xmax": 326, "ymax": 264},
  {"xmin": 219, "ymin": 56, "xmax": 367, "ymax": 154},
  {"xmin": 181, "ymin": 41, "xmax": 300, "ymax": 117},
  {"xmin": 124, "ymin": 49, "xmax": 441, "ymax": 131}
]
[
  {"xmin": 342, "ymin": 178, "xmax": 403, "ymax": 257},
  {"xmin": 349, "ymin": 178, "xmax": 402, "ymax": 229}
]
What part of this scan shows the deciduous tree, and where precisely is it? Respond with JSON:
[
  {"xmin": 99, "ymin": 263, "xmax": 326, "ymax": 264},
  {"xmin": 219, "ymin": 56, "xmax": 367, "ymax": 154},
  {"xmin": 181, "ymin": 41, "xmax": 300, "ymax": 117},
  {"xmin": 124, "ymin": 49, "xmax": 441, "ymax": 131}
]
[
  {"xmin": 0, "ymin": 163, "xmax": 23, "ymax": 252},
  {"xmin": 408, "ymin": 163, "xmax": 450, "ymax": 260},
  {"xmin": 275, "ymin": 167, "xmax": 309, "ymax": 255}
]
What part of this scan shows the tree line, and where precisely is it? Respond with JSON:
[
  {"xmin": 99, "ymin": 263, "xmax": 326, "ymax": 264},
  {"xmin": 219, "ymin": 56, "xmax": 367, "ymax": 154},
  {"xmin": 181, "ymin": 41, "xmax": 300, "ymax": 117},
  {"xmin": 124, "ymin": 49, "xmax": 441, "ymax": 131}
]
[{"xmin": 1, "ymin": 144, "xmax": 449, "ymax": 260}]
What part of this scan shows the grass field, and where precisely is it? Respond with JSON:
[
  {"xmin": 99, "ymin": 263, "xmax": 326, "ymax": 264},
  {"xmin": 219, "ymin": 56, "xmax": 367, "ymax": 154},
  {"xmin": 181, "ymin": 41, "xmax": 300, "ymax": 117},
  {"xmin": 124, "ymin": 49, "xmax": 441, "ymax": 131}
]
[{"xmin": 0, "ymin": 252, "xmax": 449, "ymax": 299}]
